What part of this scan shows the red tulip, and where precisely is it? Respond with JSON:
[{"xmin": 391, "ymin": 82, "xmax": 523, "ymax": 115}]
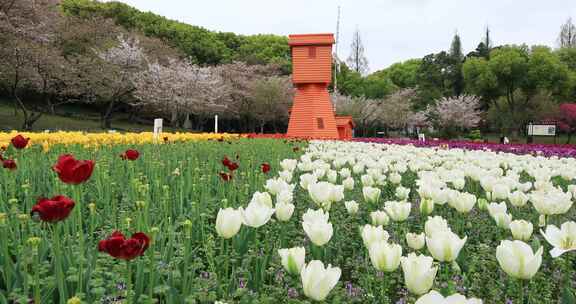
[
  {"xmin": 121, "ymin": 149, "xmax": 140, "ymax": 161},
  {"xmin": 52, "ymin": 154, "xmax": 95, "ymax": 185},
  {"xmin": 221, "ymin": 156, "xmax": 239, "ymax": 171},
  {"xmin": 31, "ymin": 195, "xmax": 75, "ymax": 223},
  {"xmin": 219, "ymin": 171, "xmax": 232, "ymax": 181},
  {"xmin": 261, "ymin": 163, "xmax": 271, "ymax": 174},
  {"xmin": 2, "ymin": 159, "xmax": 16, "ymax": 170},
  {"xmin": 11, "ymin": 134, "xmax": 30, "ymax": 149},
  {"xmin": 98, "ymin": 231, "xmax": 150, "ymax": 260}
]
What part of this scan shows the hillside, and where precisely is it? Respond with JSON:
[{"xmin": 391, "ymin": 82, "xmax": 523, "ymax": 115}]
[{"xmin": 60, "ymin": 0, "xmax": 291, "ymax": 71}]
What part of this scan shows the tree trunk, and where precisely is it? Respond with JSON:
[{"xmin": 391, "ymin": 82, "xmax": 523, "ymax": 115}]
[
  {"xmin": 566, "ymin": 132, "xmax": 573, "ymax": 144},
  {"xmin": 101, "ymin": 99, "xmax": 116, "ymax": 129},
  {"xmin": 260, "ymin": 121, "xmax": 265, "ymax": 134}
]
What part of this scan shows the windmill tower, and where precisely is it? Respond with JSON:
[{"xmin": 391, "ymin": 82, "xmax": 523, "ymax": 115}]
[{"xmin": 286, "ymin": 33, "xmax": 339, "ymax": 139}]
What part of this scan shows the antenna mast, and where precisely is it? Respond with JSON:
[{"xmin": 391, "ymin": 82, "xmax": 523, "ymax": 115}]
[{"xmin": 333, "ymin": 5, "xmax": 341, "ymax": 95}]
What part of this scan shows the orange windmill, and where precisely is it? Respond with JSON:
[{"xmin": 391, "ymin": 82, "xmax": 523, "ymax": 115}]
[{"xmin": 286, "ymin": 33, "xmax": 340, "ymax": 139}]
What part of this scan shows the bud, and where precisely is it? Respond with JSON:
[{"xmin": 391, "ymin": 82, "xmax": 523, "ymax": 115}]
[
  {"xmin": 477, "ymin": 198, "xmax": 488, "ymax": 211},
  {"xmin": 136, "ymin": 201, "xmax": 146, "ymax": 209},
  {"xmin": 27, "ymin": 237, "xmax": 42, "ymax": 249},
  {"xmin": 150, "ymin": 226, "xmax": 160, "ymax": 234},
  {"xmin": 67, "ymin": 296, "xmax": 82, "ymax": 304},
  {"xmin": 17, "ymin": 214, "xmax": 29, "ymax": 222},
  {"xmin": 538, "ymin": 215, "xmax": 546, "ymax": 227},
  {"xmin": 124, "ymin": 217, "xmax": 132, "ymax": 228},
  {"xmin": 419, "ymin": 199, "xmax": 434, "ymax": 216},
  {"xmin": 8, "ymin": 198, "xmax": 18, "ymax": 205},
  {"xmin": 0, "ymin": 213, "xmax": 6, "ymax": 226},
  {"xmin": 88, "ymin": 203, "xmax": 96, "ymax": 214}
]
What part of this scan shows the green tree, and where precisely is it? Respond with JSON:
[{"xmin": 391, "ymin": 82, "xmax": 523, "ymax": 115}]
[
  {"xmin": 414, "ymin": 51, "xmax": 452, "ymax": 109},
  {"xmin": 463, "ymin": 45, "xmax": 571, "ymax": 134},
  {"xmin": 371, "ymin": 59, "xmax": 421, "ymax": 88}
]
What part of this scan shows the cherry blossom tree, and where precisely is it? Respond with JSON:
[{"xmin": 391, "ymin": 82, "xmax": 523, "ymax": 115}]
[
  {"xmin": 433, "ymin": 95, "xmax": 482, "ymax": 129},
  {"xmin": 96, "ymin": 35, "xmax": 146, "ymax": 128}
]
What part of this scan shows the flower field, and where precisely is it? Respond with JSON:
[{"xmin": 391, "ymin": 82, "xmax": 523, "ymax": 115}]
[{"xmin": 1, "ymin": 134, "xmax": 576, "ymax": 304}]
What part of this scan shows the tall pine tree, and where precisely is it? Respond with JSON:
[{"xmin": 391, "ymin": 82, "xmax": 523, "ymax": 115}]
[{"xmin": 449, "ymin": 32, "xmax": 465, "ymax": 96}]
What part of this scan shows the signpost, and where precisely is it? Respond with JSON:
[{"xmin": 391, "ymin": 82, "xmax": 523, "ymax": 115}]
[
  {"xmin": 215, "ymin": 115, "xmax": 219, "ymax": 134},
  {"xmin": 153, "ymin": 118, "xmax": 163, "ymax": 142},
  {"xmin": 527, "ymin": 122, "xmax": 557, "ymax": 144}
]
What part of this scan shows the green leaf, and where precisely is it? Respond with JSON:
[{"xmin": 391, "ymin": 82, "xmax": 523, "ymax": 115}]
[{"xmin": 562, "ymin": 286, "xmax": 576, "ymax": 304}]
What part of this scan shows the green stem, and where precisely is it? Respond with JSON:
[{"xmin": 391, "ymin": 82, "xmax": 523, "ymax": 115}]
[
  {"xmin": 34, "ymin": 249, "xmax": 41, "ymax": 304},
  {"xmin": 74, "ymin": 186, "xmax": 85, "ymax": 295},
  {"xmin": 126, "ymin": 261, "xmax": 133, "ymax": 304},
  {"xmin": 53, "ymin": 224, "xmax": 68, "ymax": 304}
]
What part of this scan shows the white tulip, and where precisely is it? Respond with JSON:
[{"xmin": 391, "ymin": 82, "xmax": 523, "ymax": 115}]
[
  {"xmin": 406, "ymin": 232, "xmax": 426, "ymax": 250},
  {"xmin": 344, "ymin": 200, "xmax": 359, "ymax": 215},
  {"xmin": 494, "ymin": 212, "xmax": 513, "ymax": 229},
  {"xmin": 243, "ymin": 200, "xmax": 275, "ymax": 228},
  {"xmin": 509, "ymin": 220, "xmax": 533, "ymax": 241},
  {"xmin": 326, "ymin": 170, "xmax": 338, "ymax": 183},
  {"xmin": 275, "ymin": 202, "xmax": 295, "ymax": 222},
  {"xmin": 279, "ymin": 170, "xmax": 293, "ymax": 182},
  {"xmin": 487, "ymin": 202, "xmax": 507, "ymax": 218},
  {"xmin": 426, "ymin": 230, "xmax": 467, "ymax": 262},
  {"xmin": 265, "ymin": 178, "xmax": 293, "ymax": 196},
  {"xmin": 415, "ymin": 290, "xmax": 483, "ymax": 304},
  {"xmin": 541, "ymin": 221, "xmax": 576, "ymax": 257},
  {"xmin": 301, "ymin": 260, "xmax": 341, "ymax": 301},
  {"xmin": 368, "ymin": 240, "xmax": 402, "ymax": 272},
  {"xmin": 339, "ymin": 168, "xmax": 351, "ymax": 179},
  {"xmin": 370, "ymin": 210, "xmax": 390, "ymax": 226},
  {"xmin": 430, "ymin": 188, "xmax": 448, "ymax": 205},
  {"xmin": 313, "ymin": 168, "xmax": 326, "ymax": 180},
  {"xmin": 278, "ymin": 247, "xmax": 306, "ymax": 275},
  {"xmin": 384, "ymin": 201, "xmax": 411, "ymax": 222},
  {"xmin": 425, "ymin": 216, "xmax": 450, "ymax": 237},
  {"xmin": 342, "ymin": 177, "xmax": 355, "ymax": 190},
  {"xmin": 389, "ymin": 172, "xmax": 402, "ymax": 184},
  {"xmin": 329, "ymin": 185, "xmax": 345, "ymax": 203},
  {"xmin": 308, "ymin": 182, "xmax": 333, "ymax": 207},
  {"xmin": 277, "ymin": 190, "xmax": 293, "ymax": 205},
  {"xmin": 395, "ymin": 186, "xmax": 410, "ymax": 201},
  {"xmin": 492, "ymin": 184, "xmax": 510, "ymax": 200},
  {"xmin": 215, "ymin": 207, "xmax": 244, "ymax": 239},
  {"xmin": 299, "ymin": 173, "xmax": 317, "ymax": 190},
  {"xmin": 302, "ymin": 209, "xmax": 333, "ymax": 246},
  {"xmin": 452, "ymin": 178, "xmax": 465, "ymax": 190},
  {"xmin": 508, "ymin": 190, "xmax": 528, "ymax": 207},
  {"xmin": 400, "ymin": 253, "xmax": 438, "ymax": 295},
  {"xmin": 280, "ymin": 159, "xmax": 297, "ymax": 172},
  {"xmin": 361, "ymin": 224, "xmax": 389, "ymax": 247},
  {"xmin": 250, "ymin": 191, "xmax": 273, "ymax": 208},
  {"xmin": 496, "ymin": 240, "xmax": 542, "ymax": 279},
  {"xmin": 448, "ymin": 192, "xmax": 476, "ymax": 213},
  {"xmin": 361, "ymin": 174, "xmax": 375, "ymax": 186},
  {"xmin": 363, "ymin": 186, "xmax": 381, "ymax": 204},
  {"xmin": 352, "ymin": 163, "xmax": 365, "ymax": 174}
]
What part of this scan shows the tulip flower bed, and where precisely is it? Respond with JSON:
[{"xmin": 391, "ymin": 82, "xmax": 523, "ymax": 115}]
[
  {"xmin": 356, "ymin": 137, "xmax": 576, "ymax": 158},
  {"xmin": 2, "ymin": 136, "xmax": 576, "ymax": 304},
  {"xmin": 0, "ymin": 131, "xmax": 240, "ymax": 151}
]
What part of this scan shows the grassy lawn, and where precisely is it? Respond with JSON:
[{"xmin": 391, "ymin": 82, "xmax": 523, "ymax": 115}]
[{"xmin": 0, "ymin": 101, "xmax": 173, "ymax": 132}]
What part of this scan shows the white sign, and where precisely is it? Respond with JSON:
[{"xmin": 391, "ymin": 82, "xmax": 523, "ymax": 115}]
[
  {"xmin": 418, "ymin": 133, "xmax": 426, "ymax": 142},
  {"xmin": 527, "ymin": 124, "xmax": 556, "ymax": 136},
  {"xmin": 215, "ymin": 115, "xmax": 219, "ymax": 134},
  {"xmin": 153, "ymin": 118, "xmax": 163, "ymax": 140}
]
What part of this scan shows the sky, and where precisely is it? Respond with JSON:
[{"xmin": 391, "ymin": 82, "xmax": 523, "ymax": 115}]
[{"xmin": 103, "ymin": 0, "xmax": 576, "ymax": 72}]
